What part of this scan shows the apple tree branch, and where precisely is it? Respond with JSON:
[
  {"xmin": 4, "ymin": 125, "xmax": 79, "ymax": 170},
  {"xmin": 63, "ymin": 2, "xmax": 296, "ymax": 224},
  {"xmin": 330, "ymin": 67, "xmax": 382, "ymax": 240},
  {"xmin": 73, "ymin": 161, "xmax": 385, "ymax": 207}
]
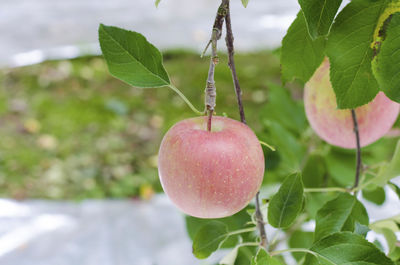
[
  {"xmin": 224, "ymin": 0, "xmax": 267, "ymax": 249},
  {"xmin": 351, "ymin": 109, "xmax": 362, "ymax": 190},
  {"xmin": 204, "ymin": 0, "xmax": 229, "ymax": 131}
]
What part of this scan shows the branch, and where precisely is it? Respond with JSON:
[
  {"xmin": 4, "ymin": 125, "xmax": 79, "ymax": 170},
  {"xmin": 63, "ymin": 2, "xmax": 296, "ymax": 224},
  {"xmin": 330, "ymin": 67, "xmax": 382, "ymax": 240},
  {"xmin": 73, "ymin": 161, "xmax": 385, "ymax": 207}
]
[
  {"xmin": 255, "ymin": 191, "xmax": 268, "ymax": 248},
  {"xmin": 225, "ymin": 1, "xmax": 246, "ymax": 124},
  {"xmin": 224, "ymin": 1, "xmax": 267, "ymax": 248},
  {"xmin": 351, "ymin": 109, "xmax": 362, "ymax": 191},
  {"xmin": 204, "ymin": 0, "xmax": 229, "ymax": 131}
]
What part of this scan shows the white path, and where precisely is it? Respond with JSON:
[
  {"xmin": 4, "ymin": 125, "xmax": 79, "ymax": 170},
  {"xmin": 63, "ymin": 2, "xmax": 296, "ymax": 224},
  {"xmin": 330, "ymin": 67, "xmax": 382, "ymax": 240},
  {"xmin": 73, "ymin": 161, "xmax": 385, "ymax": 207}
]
[{"xmin": 0, "ymin": 179, "xmax": 399, "ymax": 265}]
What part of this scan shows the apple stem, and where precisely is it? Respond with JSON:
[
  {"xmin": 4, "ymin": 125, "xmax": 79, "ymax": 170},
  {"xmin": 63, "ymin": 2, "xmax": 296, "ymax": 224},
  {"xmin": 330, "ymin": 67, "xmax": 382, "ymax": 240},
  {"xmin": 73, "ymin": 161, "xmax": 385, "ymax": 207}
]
[
  {"xmin": 351, "ymin": 109, "xmax": 362, "ymax": 191},
  {"xmin": 225, "ymin": 0, "xmax": 267, "ymax": 249},
  {"xmin": 207, "ymin": 109, "xmax": 213, "ymax": 131}
]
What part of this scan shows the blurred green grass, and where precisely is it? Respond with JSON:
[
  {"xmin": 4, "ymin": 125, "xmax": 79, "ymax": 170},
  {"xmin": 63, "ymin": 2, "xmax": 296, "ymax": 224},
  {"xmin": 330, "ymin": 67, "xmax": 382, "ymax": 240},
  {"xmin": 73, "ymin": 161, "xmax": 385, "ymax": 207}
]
[{"xmin": 0, "ymin": 50, "xmax": 283, "ymax": 199}]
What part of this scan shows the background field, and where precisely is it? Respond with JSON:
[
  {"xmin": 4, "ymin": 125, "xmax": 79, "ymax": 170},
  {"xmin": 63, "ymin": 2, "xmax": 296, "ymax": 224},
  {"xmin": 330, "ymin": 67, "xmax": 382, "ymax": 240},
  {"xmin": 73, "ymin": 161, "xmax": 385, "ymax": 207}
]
[
  {"xmin": 0, "ymin": 50, "xmax": 283, "ymax": 199},
  {"xmin": 1, "ymin": 50, "xmax": 398, "ymax": 209}
]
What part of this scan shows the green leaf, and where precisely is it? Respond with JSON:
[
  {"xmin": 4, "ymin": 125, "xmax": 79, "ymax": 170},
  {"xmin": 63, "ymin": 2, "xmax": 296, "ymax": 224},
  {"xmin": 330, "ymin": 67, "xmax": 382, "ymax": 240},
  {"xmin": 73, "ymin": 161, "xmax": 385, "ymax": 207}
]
[
  {"xmin": 98, "ymin": 24, "xmax": 170, "ymax": 88},
  {"xmin": 373, "ymin": 239, "xmax": 385, "ymax": 252},
  {"xmin": 251, "ymin": 249, "xmax": 283, "ymax": 265},
  {"xmin": 236, "ymin": 247, "xmax": 259, "ymax": 265},
  {"xmin": 388, "ymin": 181, "xmax": 400, "ymax": 199},
  {"xmin": 354, "ymin": 222, "xmax": 370, "ymax": 237},
  {"xmin": 305, "ymin": 192, "xmax": 337, "ymax": 219},
  {"xmin": 220, "ymin": 246, "xmax": 239, "ymax": 265},
  {"xmin": 389, "ymin": 247, "xmax": 400, "ymax": 261},
  {"xmin": 373, "ymin": 12, "xmax": 400, "ymax": 102},
  {"xmin": 192, "ymin": 221, "xmax": 229, "ymax": 259},
  {"xmin": 373, "ymin": 140, "xmax": 400, "ymax": 186},
  {"xmin": 185, "ymin": 209, "xmax": 251, "ymax": 249},
  {"xmin": 325, "ymin": 149, "xmax": 355, "ymax": 187},
  {"xmin": 268, "ymin": 172, "xmax": 304, "ymax": 228},
  {"xmin": 155, "ymin": 0, "xmax": 161, "ymax": 7},
  {"xmin": 241, "ymin": 0, "xmax": 249, "ymax": 8},
  {"xmin": 381, "ymin": 228, "xmax": 398, "ymax": 255},
  {"xmin": 261, "ymin": 83, "xmax": 307, "ymax": 133},
  {"xmin": 370, "ymin": 215, "xmax": 400, "ymax": 234},
  {"xmin": 314, "ymin": 193, "xmax": 369, "ymax": 241},
  {"xmin": 298, "ymin": 0, "xmax": 343, "ymax": 39},
  {"xmin": 281, "ymin": 11, "xmax": 326, "ymax": 83},
  {"xmin": 302, "ymin": 154, "xmax": 326, "ymax": 188},
  {"xmin": 326, "ymin": 0, "xmax": 389, "ymax": 109},
  {"xmin": 288, "ymin": 230, "xmax": 314, "ymax": 261},
  {"xmin": 263, "ymin": 120, "xmax": 306, "ymax": 173},
  {"xmin": 362, "ymin": 186, "xmax": 386, "ymax": 205},
  {"xmin": 305, "ymin": 232, "xmax": 395, "ymax": 265}
]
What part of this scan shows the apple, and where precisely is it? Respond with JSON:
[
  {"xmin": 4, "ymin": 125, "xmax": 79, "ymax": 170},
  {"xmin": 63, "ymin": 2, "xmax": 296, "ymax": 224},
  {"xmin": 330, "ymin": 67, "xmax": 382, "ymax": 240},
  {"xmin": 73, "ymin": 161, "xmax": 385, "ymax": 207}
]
[
  {"xmin": 304, "ymin": 58, "xmax": 400, "ymax": 149},
  {"xmin": 158, "ymin": 116, "xmax": 265, "ymax": 218}
]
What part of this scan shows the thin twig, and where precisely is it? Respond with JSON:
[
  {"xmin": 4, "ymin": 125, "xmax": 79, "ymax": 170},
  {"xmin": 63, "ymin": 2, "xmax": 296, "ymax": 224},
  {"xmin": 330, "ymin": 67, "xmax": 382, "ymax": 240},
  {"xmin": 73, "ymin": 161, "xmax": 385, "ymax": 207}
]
[
  {"xmin": 351, "ymin": 109, "xmax": 362, "ymax": 191},
  {"xmin": 204, "ymin": 0, "xmax": 229, "ymax": 131},
  {"xmin": 225, "ymin": 1, "xmax": 246, "ymax": 124},
  {"xmin": 255, "ymin": 191, "xmax": 268, "ymax": 248},
  {"xmin": 224, "ymin": 0, "xmax": 266, "ymax": 248}
]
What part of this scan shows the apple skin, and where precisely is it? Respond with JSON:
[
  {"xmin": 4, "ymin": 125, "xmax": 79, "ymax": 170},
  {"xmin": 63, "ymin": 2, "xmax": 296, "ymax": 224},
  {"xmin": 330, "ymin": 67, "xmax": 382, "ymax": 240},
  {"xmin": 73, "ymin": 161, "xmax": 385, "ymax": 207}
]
[
  {"xmin": 158, "ymin": 116, "xmax": 264, "ymax": 218},
  {"xmin": 304, "ymin": 58, "xmax": 400, "ymax": 149}
]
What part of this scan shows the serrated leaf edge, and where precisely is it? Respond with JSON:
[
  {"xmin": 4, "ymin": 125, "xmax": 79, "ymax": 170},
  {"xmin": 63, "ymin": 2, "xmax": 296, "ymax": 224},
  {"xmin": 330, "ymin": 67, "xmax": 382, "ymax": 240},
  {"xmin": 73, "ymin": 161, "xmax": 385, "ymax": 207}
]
[{"xmin": 99, "ymin": 24, "xmax": 170, "ymax": 88}]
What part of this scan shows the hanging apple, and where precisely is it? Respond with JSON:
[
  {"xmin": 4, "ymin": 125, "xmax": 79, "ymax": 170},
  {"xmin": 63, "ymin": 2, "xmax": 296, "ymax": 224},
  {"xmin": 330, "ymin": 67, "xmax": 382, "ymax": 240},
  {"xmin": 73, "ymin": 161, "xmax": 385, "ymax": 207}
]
[
  {"xmin": 158, "ymin": 116, "xmax": 265, "ymax": 218},
  {"xmin": 304, "ymin": 58, "xmax": 400, "ymax": 149}
]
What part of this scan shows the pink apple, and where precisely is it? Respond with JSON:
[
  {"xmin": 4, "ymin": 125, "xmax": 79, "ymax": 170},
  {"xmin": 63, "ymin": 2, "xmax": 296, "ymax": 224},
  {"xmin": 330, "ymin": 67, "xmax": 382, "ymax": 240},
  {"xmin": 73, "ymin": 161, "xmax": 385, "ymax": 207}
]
[
  {"xmin": 158, "ymin": 116, "xmax": 265, "ymax": 218},
  {"xmin": 304, "ymin": 58, "xmax": 400, "ymax": 149}
]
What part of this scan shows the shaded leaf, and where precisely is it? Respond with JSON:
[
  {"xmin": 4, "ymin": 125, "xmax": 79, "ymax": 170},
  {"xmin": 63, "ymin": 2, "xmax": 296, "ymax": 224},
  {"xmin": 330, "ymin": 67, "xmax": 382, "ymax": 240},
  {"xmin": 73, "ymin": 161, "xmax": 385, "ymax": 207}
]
[
  {"xmin": 305, "ymin": 232, "xmax": 395, "ymax": 265},
  {"xmin": 362, "ymin": 186, "xmax": 386, "ymax": 205},
  {"xmin": 388, "ymin": 182, "xmax": 400, "ymax": 199},
  {"xmin": 304, "ymin": 192, "xmax": 337, "ymax": 219},
  {"xmin": 155, "ymin": 0, "xmax": 161, "ymax": 7},
  {"xmin": 373, "ymin": 239, "xmax": 385, "ymax": 252},
  {"xmin": 326, "ymin": 0, "xmax": 387, "ymax": 108},
  {"xmin": 220, "ymin": 246, "xmax": 239, "ymax": 265},
  {"xmin": 298, "ymin": 0, "xmax": 343, "ymax": 39},
  {"xmin": 302, "ymin": 154, "xmax": 326, "ymax": 188},
  {"xmin": 373, "ymin": 12, "xmax": 400, "ymax": 102},
  {"xmin": 374, "ymin": 140, "xmax": 400, "ymax": 186},
  {"xmin": 281, "ymin": 12, "xmax": 325, "ymax": 83},
  {"xmin": 236, "ymin": 247, "xmax": 259, "ymax": 265},
  {"xmin": 263, "ymin": 120, "xmax": 306, "ymax": 173},
  {"xmin": 389, "ymin": 246, "xmax": 400, "ymax": 261},
  {"xmin": 251, "ymin": 249, "xmax": 283, "ymax": 265},
  {"xmin": 354, "ymin": 222, "xmax": 370, "ymax": 237},
  {"xmin": 370, "ymin": 214, "xmax": 400, "ymax": 234},
  {"xmin": 262, "ymin": 83, "xmax": 307, "ymax": 133},
  {"xmin": 381, "ymin": 228, "xmax": 398, "ymax": 255},
  {"xmin": 186, "ymin": 209, "xmax": 251, "ymax": 249},
  {"xmin": 268, "ymin": 172, "xmax": 304, "ymax": 228},
  {"xmin": 98, "ymin": 24, "xmax": 170, "ymax": 88},
  {"xmin": 314, "ymin": 193, "xmax": 369, "ymax": 241},
  {"xmin": 288, "ymin": 230, "xmax": 314, "ymax": 261},
  {"xmin": 325, "ymin": 150, "xmax": 355, "ymax": 187},
  {"xmin": 373, "ymin": 140, "xmax": 400, "ymax": 186},
  {"xmin": 192, "ymin": 221, "xmax": 229, "ymax": 259}
]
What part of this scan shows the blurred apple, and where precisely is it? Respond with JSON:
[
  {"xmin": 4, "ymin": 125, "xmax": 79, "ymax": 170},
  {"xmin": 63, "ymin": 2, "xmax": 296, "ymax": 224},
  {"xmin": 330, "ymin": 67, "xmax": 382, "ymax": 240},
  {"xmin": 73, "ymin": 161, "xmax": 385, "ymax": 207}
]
[
  {"xmin": 304, "ymin": 58, "xmax": 400, "ymax": 149},
  {"xmin": 158, "ymin": 116, "xmax": 264, "ymax": 218}
]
